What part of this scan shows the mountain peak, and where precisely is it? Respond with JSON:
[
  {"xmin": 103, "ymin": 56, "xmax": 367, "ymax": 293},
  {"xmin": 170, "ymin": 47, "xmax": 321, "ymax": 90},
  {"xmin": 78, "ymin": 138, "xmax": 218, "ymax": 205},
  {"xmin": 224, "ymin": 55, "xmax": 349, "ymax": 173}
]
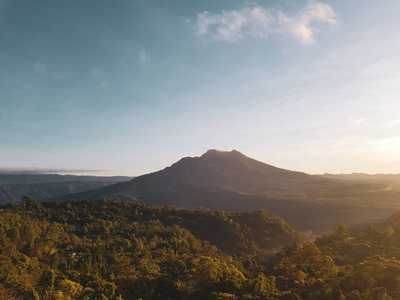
[{"xmin": 201, "ymin": 149, "xmax": 244, "ymax": 158}]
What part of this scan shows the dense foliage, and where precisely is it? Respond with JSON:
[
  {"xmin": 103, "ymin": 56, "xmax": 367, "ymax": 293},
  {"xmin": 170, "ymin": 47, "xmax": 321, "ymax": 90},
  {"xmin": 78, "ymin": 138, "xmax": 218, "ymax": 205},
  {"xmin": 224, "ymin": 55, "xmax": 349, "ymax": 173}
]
[{"xmin": 1, "ymin": 198, "xmax": 400, "ymax": 299}]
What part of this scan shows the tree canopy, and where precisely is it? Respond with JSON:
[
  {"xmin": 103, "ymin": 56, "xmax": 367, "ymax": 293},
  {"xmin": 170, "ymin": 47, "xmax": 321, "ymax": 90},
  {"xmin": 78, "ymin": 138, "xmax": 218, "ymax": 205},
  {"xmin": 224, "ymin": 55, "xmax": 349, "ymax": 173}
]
[{"xmin": 1, "ymin": 198, "xmax": 400, "ymax": 299}]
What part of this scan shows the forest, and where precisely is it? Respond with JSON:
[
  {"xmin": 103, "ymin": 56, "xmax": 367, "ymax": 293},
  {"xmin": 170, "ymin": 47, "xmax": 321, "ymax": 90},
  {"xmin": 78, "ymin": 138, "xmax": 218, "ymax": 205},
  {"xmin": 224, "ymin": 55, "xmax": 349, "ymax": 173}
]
[{"xmin": 1, "ymin": 197, "xmax": 400, "ymax": 299}]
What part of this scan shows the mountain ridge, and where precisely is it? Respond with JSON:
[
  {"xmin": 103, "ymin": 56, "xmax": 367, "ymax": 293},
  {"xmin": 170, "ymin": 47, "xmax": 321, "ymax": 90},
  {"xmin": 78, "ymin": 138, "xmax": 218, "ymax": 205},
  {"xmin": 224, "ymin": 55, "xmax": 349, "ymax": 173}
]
[{"xmin": 0, "ymin": 174, "xmax": 133, "ymax": 205}]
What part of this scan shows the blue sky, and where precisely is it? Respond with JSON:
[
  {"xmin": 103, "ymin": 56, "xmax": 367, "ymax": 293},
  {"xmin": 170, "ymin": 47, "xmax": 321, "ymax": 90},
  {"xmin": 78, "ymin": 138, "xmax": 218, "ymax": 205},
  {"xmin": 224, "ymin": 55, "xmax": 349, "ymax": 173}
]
[{"xmin": 1, "ymin": 0, "xmax": 399, "ymax": 176}]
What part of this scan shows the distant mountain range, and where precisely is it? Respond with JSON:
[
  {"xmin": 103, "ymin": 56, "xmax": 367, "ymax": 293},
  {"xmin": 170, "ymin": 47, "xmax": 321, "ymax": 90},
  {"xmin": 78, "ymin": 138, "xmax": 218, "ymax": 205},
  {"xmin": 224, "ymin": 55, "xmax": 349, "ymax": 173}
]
[
  {"xmin": 0, "ymin": 174, "xmax": 133, "ymax": 205},
  {"xmin": 322, "ymin": 173, "xmax": 400, "ymax": 184},
  {"xmin": 48, "ymin": 150, "xmax": 400, "ymax": 235}
]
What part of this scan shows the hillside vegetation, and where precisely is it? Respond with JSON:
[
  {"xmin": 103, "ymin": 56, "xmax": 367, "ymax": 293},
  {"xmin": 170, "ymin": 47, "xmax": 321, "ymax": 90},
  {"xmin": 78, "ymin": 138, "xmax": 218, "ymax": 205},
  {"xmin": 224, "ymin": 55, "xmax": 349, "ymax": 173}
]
[{"xmin": 2, "ymin": 198, "xmax": 400, "ymax": 299}]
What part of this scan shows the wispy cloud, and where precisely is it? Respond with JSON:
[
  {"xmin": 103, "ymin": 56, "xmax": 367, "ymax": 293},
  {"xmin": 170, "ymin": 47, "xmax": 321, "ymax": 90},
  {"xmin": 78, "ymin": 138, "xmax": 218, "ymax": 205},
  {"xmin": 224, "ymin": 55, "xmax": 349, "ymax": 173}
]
[
  {"xmin": 139, "ymin": 49, "xmax": 150, "ymax": 66},
  {"xmin": 354, "ymin": 117, "xmax": 368, "ymax": 124},
  {"xmin": 194, "ymin": 2, "xmax": 337, "ymax": 44},
  {"xmin": 34, "ymin": 62, "xmax": 75, "ymax": 81},
  {"xmin": 384, "ymin": 119, "xmax": 400, "ymax": 127},
  {"xmin": 34, "ymin": 62, "xmax": 48, "ymax": 74},
  {"xmin": 0, "ymin": 167, "xmax": 111, "ymax": 174}
]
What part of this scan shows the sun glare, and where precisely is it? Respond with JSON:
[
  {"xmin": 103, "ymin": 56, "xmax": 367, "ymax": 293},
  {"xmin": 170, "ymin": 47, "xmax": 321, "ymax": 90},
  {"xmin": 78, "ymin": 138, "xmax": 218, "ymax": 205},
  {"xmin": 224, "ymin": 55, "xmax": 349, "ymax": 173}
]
[{"xmin": 371, "ymin": 137, "xmax": 400, "ymax": 161}]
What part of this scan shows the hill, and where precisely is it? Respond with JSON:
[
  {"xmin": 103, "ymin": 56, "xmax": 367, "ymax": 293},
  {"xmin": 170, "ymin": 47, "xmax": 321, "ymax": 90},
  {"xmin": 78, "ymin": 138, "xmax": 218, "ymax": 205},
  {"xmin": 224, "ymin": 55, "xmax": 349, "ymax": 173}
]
[
  {"xmin": 2, "ymin": 198, "xmax": 400, "ymax": 299},
  {"xmin": 0, "ymin": 174, "xmax": 132, "ymax": 184},
  {"xmin": 0, "ymin": 198, "xmax": 304, "ymax": 299},
  {"xmin": 322, "ymin": 172, "xmax": 400, "ymax": 185},
  {"xmin": 0, "ymin": 174, "xmax": 132, "ymax": 205},
  {"xmin": 48, "ymin": 150, "xmax": 400, "ymax": 235}
]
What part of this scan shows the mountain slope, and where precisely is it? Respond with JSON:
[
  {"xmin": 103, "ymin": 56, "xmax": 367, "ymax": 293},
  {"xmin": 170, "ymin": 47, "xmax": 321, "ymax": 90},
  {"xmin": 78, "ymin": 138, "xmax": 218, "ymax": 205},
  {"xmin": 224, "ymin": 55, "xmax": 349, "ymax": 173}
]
[
  {"xmin": 57, "ymin": 149, "xmax": 328, "ymax": 201},
  {"xmin": 57, "ymin": 149, "xmax": 384, "ymax": 203},
  {"xmin": 47, "ymin": 150, "xmax": 400, "ymax": 235}
]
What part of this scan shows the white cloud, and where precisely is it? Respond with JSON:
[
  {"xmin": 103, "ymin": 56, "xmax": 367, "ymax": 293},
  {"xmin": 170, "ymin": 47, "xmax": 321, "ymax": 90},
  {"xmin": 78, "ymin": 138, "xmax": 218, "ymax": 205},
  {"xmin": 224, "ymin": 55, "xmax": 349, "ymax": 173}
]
[
  {"xmin": 194, "ymin": 2, "xmax": 336, "ymax": 44},
  {"xmin": 139, "ymin": 49, "xmax": 150, "ymax": 66}
]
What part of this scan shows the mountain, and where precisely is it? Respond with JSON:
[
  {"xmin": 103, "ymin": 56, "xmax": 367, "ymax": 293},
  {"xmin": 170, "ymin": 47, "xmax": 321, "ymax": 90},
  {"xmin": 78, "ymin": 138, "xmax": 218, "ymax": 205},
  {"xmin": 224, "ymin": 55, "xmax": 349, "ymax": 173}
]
[
  {"xmin": 55, "ymin": 149, "xmax": 327, "ymax": 201},
  {"xmin": 0, "ymin": 174, "xmax": 132, "ymax": 184},
  {"xmin": 47, "ymin": 150, "xmax": 400, "ymax": 235},
  {"xmin": 0, "ymin": 174, "xmax": 133, "ymax": 205},
  {"xmin": 322, "ymin": 173, "xmax": 400, "ymax": 184}
]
